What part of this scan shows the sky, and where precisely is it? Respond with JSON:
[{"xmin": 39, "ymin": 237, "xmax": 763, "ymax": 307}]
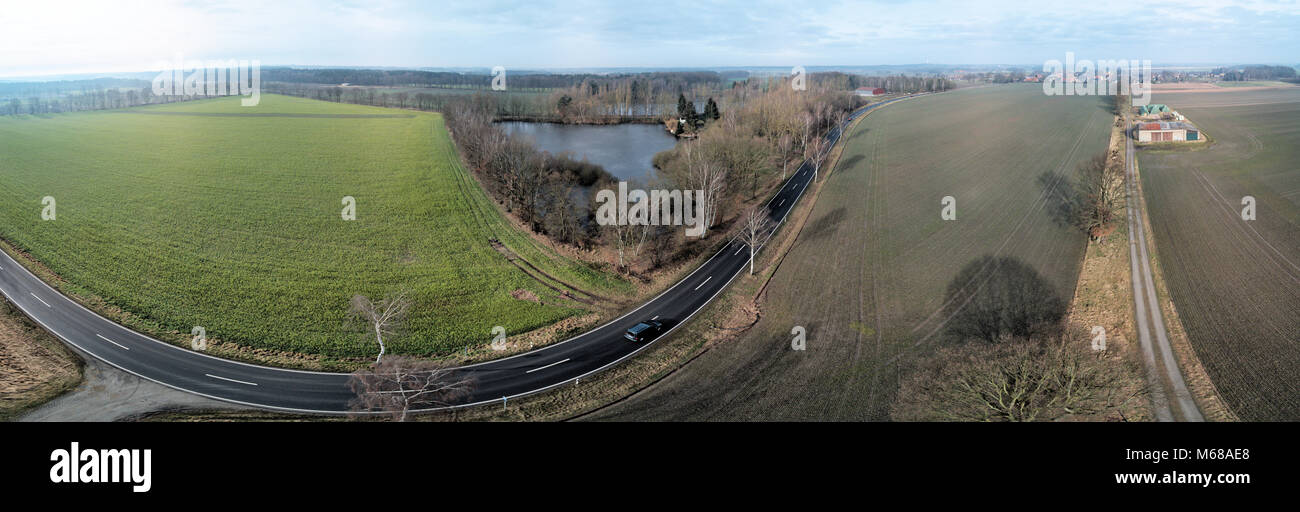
[{"xmin": 1, "ymin": 0, "xmax": 1298, "ymax": 78}]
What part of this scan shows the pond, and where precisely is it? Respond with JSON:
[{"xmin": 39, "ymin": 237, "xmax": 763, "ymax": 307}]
[{"xmin": 498, "ymin": 121, "xmax": 677, "ymax": 184}]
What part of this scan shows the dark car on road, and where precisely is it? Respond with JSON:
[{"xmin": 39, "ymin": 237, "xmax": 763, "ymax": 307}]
[{"xmin": 624, "ymin": 320, "xmax": 665, "ymax": 342}]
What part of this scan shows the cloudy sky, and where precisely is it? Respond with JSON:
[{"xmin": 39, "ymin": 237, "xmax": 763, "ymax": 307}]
[{"xmin": 2, "ymin": 0, "xmax": 1297, "ymax": 77}]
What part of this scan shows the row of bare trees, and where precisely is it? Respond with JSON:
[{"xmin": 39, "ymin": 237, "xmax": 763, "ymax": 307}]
[
  {"xmin": 549, "ymin": 74, "xmax": 723, "ymax": 120},
  {"xmin": 649, "ymin": 78, "xmax": 862, "ymax": 256},
  {"xmin": 444, "ymin": 97, "xmax": 612, "ymax": 247},
  {"xmin": 810, "ymin": 71, "xmax": 955, "ymax": 93},
  {"xmin": 2, "ymin": 84, "xmax": 210, "ymax": 116}
]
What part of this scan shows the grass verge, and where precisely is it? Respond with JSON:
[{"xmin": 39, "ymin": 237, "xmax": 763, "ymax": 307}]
[{"xmin": 0, "ymin": 298, "xmax": 82, "ymax": 420}]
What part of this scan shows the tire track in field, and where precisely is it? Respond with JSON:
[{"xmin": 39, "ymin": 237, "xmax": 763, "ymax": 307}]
[
  {"xmin": 902, "ymin": 115, "xmax": 1079, "ymax": 338},
  {"xmin": 1183, "ymin": 169, "xmax": 1298, "ymax": 347},
  {"xmin": 1190, "ymin": 169, "xmax": 1300, "ymax": 281},
  {"xmin": 906, "ymin": 106, "xmax": 1099, "ymax": 348},
  {"xmin": 834, "ymin": 116, "xmax": 886, "ymax": 419}
]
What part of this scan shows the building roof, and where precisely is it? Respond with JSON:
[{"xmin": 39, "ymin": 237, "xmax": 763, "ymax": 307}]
[
  {"xmin": 1138, "ymin": 104, "xmax": 1172, "ymax": 115},
  {"xmin": 1139, "ymin": 121, "xmax": 1197, "ymax": 131}
]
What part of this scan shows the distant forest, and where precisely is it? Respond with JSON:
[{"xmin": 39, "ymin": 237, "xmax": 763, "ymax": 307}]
[
  {"xmin": 0, "ymin": 77, "xmax": 149, "ymax": 100},
  {"xmin": 1212, "ymin": 65, "xmax": 1298, "ymax": 82},
  {"xmin": 262, "ymin": 68, "xmax": 727, "ymax": 90}
]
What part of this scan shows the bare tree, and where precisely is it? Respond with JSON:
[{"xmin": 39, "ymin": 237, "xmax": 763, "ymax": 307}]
[
  {"xmin": 682, "ymin": 143, "xmax": 727, "ymax": 238},
  {"xmin": 799, "ymin": 111, "xmax": 814, "ymax": 152},
  {"xmin": 777, "ymin": 133, "xmax": 793, "ymax": 180},
  {"xmin": 349, "ymin": 290, "xmax": 412, "ymax": 364},
  {"xmin": 804, "ymin": 135, "xmax": 828, "ymax": 180},
  {"xmin": 602, "ymin": 221, "xmax": 637, "ymax": 270},
  {"xmin": 646, "ymin": 224, "xmax": 677, "ymax": 269},
  {"xmin": 494, "ymin": 137, "xmax": 534, "ymax": 214},
  {"xmin": 349, "ymin": 356, "xmax": 475, "ymax": 421},
  {"xmin": 738, "ymin": 206, "xmax": 773, "ymax": 275},
  {"xmin": 1071, "ymin": 152, "xmax": 1125, "ymax": 240},
  {"xmin": 892, "ymin": 328, "xmax": 1147, "ymax": 422}
]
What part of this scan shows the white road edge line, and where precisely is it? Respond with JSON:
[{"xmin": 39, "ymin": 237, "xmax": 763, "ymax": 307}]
[
  {"xmin": 96, "ymin": 334, "xmax": 129, "ymax": 350},
  {"xmin": 206, "ymin": 373, "xmax": 257, "ymax": 386},
  {"xmin": 30, "ymin": 293, "xmax": 50, "ymax": 308},
  {"xmin": 694, "ymin": 275, "xmax": 713, "ymax": 291},
  {"xmin": 525, "ymin": 358, "xmax": 570, "ymax": 374}
]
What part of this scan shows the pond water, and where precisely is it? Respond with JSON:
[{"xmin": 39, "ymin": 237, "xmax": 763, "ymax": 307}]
[{"xmin": 499, "ymin": 121, "xmax": 677, "ymax": 184}]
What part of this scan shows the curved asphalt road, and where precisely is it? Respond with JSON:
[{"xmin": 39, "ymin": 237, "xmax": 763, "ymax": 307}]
[{"xmin": 0, "ymin": 94, "xmax": 920, "ymax": 414}]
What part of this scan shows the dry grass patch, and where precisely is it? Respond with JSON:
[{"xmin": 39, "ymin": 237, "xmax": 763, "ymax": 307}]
[{"xmin": 0, "ymin": 300, "xmax": 82, "ymax": 419}]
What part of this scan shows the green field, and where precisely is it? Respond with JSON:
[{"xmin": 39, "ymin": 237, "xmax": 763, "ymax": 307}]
[
  {"xmin": 0, "ymin": 94, "xmax": 629, "ymax": 365},
  {"xmin": 592, "ymin": 85, "xmax": 1111, "ymax": 420},
  {"xmin": 1140, "ymin": 90, "xmax": 1300, "ymax": 420}
]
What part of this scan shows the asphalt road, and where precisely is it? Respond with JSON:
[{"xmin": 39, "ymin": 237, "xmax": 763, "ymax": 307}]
[
  {"xmin": 1125, "ymin": 131, "xmax": 1204, "ymax": 422},
  {"xmin": 0, "ymin": 95, "xmax": 916, "ymax": 414}
]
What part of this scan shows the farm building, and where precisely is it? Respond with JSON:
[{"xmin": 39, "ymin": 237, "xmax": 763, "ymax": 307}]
[
  {"xmin": 1136, "ymin": 121, "xmax": 1202, "ymax": 143},
  {"xmin": 855, "ymin": 87, "xmax": 886, "ymax": 97},
  {"xmin": 1137, "ymin": 104, "xmax": 1172, "ymax": 116}
]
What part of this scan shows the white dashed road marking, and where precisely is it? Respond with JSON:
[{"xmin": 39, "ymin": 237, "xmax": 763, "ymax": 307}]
[
  {"xmin": 206, "ymin": 373, "xmax": 258, "ymax": 386},
  {"xmin": 30, "ymin": 293, "xmax": 50, "ymax": 308},
  {"xmin": 694, "ymin": 275, "xmax": 713, "ymax": 291},
  {"xmin": 525, "ymin": 358, "xmax": 570, "ymax": 374},
  {"xmin": 96, "ymin": 334, "xmax": 129, "ymax": 350}
]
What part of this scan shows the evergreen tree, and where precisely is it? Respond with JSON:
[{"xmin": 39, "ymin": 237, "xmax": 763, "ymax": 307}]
[
  {"xmin": 677, "ymin": 93, "xmax": 689, "ymax": 119},
  {"xmin": 705, "ymin": 97, "xmax": 720, "ymax": 120}
]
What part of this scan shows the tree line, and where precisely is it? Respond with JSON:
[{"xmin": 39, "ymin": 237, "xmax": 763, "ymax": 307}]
[
  {"xmin": 810, "ymin": 71, "xmax": 956, "ymax": 92},
  {"xmin": 443, "ymin": 95, "xmax": 613, "ymax": 248},
  {"xmin": 1212, "ymin": 65, "xmax": 1298, "ymax": 82},
  {"xmin": 261, "ymin": 67, "xmax": 724, "ymax": 91},
  {"xmin": 2, "ymin": 81, "xmax": 213, "ymax": 116}
]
